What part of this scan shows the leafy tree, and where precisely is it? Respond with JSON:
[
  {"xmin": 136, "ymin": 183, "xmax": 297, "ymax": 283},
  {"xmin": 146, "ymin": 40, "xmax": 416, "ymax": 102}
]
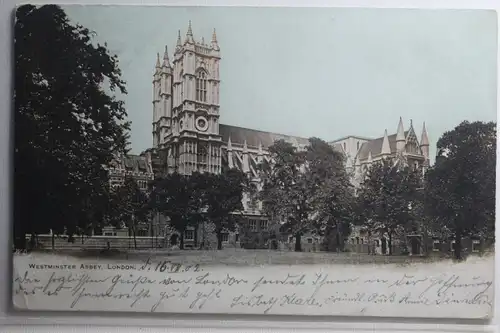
[
  {"xmin": 258, "ymin": 140, "xmax": 312, "ymax": 251},
  {"xmin": 425, "ymin": 121, "xmax": 496, "ymax": 260},
  {"xmin": 356, "ymin": 159, "xmax": 422, "ymax": 255},
  {"xmin": 112, "ymin": 176, "xmax": 149, "ymax": 248},
  {"xmin": 149, "ymin": 172, "xmax": 207, "ymax": 249},
  {"xmin": 306, "ymin": 138, "xmax": 355, "ymax": 252},
  {"xmin": 205, "ymin": 169, "xmax": 249, "ymax": 250},
  {"xmin": 13, "ymin": 5, "xmax": 130, "ymax": 249}
]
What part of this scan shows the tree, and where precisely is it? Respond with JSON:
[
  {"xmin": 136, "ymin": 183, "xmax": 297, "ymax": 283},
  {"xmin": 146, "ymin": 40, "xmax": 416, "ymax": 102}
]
[
  {"xmin": 306, "ymin": 138, "xmax": 355, "ymax": 252},
  {"xmin": 259, "ymin": 139, "xmax": 316, "ymax": 252},
  {"xmin": 149, "ymin": 172, "xmax": 207, "ymax": 250},
  {"xmin": 356, "ymin": 159, "xmax": 422, "ymax": 255},
  {"xmin": 14, "ymin": 5, "xmax": 130, "ymax": 249},
  {"xmin": 205, "ymin": 169, "xmax": 250, "ymax": 250},
  {"xmin": 112, "ymin": 176, "xmax": 149, "ymax": 249},
  {"xmin": 425, "ymin": 121, "xmax": 496, "ymax": 260}
]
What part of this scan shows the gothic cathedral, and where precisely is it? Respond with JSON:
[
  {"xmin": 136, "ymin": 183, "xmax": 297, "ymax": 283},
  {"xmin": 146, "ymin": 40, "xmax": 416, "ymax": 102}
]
[{"xmin": 152, "ymin": 22, "xmax": 222, "ymax": 175}]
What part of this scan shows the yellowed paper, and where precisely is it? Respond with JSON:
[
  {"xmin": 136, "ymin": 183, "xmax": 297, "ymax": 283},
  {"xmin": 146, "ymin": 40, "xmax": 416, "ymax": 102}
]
[{"xmin": 13, "ymin": 253, "xmax": 494, "ymax": 319}]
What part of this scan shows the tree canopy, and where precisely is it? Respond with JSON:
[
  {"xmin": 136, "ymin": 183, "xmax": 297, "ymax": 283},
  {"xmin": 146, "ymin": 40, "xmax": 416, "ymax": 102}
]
[
  {"xmin": 259, "ymin": 138, "xmax": 355, "ymax": 252},
  {"xmin": 307, "ymin": 138, "xmax": 354, "ymax": 251},
  {"xmin": 425, "ymin": 121, "xmax": 496, "ymax": 260},
  {"xmin": 205, "ymin": 169, "xmax": 250, "ymax": 250},
  {"xmin": 148, "ymin": 172, "xmax": 207, "ymax": 249},
  {"xmin": 259, "ymin": 140, "xmax": 312, "ymax": 251},
  {"xmin": 14, "ymin": 5, "xmax": 131, "ymax": 249},
  {"xmin": 356, "ymin": 159, "xmax": 422, "ymax": 255}
]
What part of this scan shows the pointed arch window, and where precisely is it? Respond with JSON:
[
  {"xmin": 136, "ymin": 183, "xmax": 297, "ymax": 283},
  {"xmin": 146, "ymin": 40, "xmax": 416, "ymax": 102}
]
[
  {"xmin": 196, "ymin": 70, "xmax": 208, "ymax": 102},
  {"xmin": 197, "ymin": 142, "xmax": 208, "ymax": 165}
]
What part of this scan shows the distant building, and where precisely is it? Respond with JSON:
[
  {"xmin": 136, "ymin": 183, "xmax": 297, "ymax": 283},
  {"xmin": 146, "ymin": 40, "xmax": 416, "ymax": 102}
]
[
  {"xmin": 108, "ymin": 153, "xmax": 155, "ymax": 190},
  {"xmin": 146, "ymin": 22, "xmax": 434, "ymax": 250},
  {"xmin": 100, "ymin": 153, "xmax": 155, "ymax": 237},
  {"xmin": 330, "ymin": 118, "xmax": 430, "ymax": 188}
]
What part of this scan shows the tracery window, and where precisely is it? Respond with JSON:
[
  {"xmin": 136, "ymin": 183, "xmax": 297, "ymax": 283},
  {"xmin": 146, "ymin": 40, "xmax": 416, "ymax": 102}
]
[
  {"xmin": 197, "ymin": 143, "xmax": 208, "ymax": 165},
  {"xmin": 196, "ymin": 71, "xmax": 207, "ymax": 102},
  {"xmin": 407, "ymin": 141, "xmax": 419, "ymax": 154}
]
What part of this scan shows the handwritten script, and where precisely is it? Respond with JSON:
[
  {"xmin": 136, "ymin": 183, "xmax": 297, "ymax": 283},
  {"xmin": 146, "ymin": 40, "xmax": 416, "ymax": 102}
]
[{"xmin": 12, "ymin": 253, "xmax": 494, "ymax": 319}]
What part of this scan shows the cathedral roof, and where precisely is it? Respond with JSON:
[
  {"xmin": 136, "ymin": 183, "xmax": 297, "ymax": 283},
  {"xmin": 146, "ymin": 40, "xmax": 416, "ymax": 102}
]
[
  {"xmin": 110, "ymin": 154, "xmax": 152, "ymax": 174},
  {"xmin": 357, "ymin": 131, "xmax": 408, "ymax": 161},
  {"xmin": 219, "ymin": 124, "xmax": 310, "ymax": 149}
]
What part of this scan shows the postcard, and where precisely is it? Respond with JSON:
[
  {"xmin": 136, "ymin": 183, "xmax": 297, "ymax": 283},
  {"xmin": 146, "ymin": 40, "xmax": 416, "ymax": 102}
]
[{"xmin": 12, "ymin": 5, "xmax": 497, "ymax": 319}]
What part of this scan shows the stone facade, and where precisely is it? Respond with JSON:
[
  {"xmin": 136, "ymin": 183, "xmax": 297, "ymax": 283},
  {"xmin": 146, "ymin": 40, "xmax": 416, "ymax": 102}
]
[
  {"xmin": 146, "ymin": 22, "xmax": 433, "ymax": 251},
  {"xmin": 330, "ymin": 118, "xmax": 430, "ymax": 188},
  {"xmin": 107, "ymin": 153, "xmax": 155, "ymax": 190}
]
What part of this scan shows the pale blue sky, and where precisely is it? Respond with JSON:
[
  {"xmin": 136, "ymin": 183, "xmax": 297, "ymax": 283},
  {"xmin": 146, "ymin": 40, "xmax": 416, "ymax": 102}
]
[{"xmin": 63, "ymin": 6, "xmax": 498, "ymax": 159}]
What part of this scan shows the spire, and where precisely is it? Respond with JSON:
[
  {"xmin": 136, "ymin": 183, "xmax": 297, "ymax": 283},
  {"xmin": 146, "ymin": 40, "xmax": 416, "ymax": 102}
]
[
  {"xmin": 420, "ymin": 122, "xmax": 429, "ymax": 146},
  {"xmin": 243, "ymin": 140, "xmax": 248, "ymax": 153},
  {"xmin": 227, "ymin": 137, "xmax": 234, "ymax": 169},
  {"xmin": 242, "ymin": 140, "xmax": 249, "ymax": 173},
  {"xmin": 368, "ymin": 151, "xmax": 373, "ymax": 163},
  {"xmin": 176, "ymin": 30, "xmax": 182, "ymax": 49},
  {"xmin": 381, "ymin": 129, "xmax": 391, "ymax": 155},
  {"xmin": 162, "ymin": 45, "xmax": 171, "ymax": 68},
  {"xmin": 258, "ymin": 142, "xmax": 263, "ymax": 155},
  {"xmin": 396, "ymin": 117, "xmax": 405, "ymax": 142},
  {"xmin": 155, "ymin": 52, "xmax": 161, "ymax": 68},
  {"xmin": 185, "ymin": 21, "xmax": 194, "ymax": 44},
  {"xmin": 211, "ymin": 28, "xmax": 220, "ymax": 51},
  {"xmin": 154, "ymin": 53, "xmax": 161, "ymax": 75}
]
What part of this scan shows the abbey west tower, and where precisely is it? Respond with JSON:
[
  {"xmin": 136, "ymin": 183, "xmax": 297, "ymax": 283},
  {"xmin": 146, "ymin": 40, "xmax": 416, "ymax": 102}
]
[{"xmin": 152, "ymin": 22, "xmax": 222, "ymax": 175}]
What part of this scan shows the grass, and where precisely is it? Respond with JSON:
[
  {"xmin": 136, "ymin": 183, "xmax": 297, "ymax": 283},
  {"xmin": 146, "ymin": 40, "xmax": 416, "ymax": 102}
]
[{"xmin": 25, "ymin": 248, "xmax": 458, "ymax": 267}]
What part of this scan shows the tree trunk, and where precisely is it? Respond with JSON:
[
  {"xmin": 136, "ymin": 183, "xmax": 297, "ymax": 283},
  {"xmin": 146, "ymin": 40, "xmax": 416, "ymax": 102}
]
[
  {"xmin": 422, "ymin": 228, "xmax": 429, "ymax": 257},
  {"xmin": 179, "ymin": 231, "xmax": 185, "ymax": 250},
  {"xmin": 367, "ymin": 231, "xmax": 372, "ymax": 255},
  {"xmin": 388, "ymin": 233, "xmax": 393, "ymax": 256},
  {"xmin": 335, "ymin": 231, "xmax": 341, "ymax": 253},
  {"xmin": 294, "ymin": 233, "xmax": 302, "ymax": 252},
  {"xmin": 454, "ymin": 230, "xmax": 463, "ymax": 261},
  {"xmin": 217, "ymin": 229, "xmax": 223, "ymax": 250},
  {"xmin": 150, "ymin": 219, "xmax": 154, "ymax": 248},
  {"xmin": 13, "ymin": 223, "xmax": 27, "ymax": 250},
  {"xmin": 132, "ymin": 226, "xmax": 137, "ymax": 249},
  {"xmin": 194, "ymin": 224, "xmax": 199, "ymax": 248},
  {"xmin": 339, "ymin": 229, "xmax": 345, "ymax": 252}
]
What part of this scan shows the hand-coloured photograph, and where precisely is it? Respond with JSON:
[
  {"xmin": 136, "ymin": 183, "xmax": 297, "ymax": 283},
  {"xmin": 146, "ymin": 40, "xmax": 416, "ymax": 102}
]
[{"xmin": 12, "ymin": 5, "xmax": 497, "ymax": 319}]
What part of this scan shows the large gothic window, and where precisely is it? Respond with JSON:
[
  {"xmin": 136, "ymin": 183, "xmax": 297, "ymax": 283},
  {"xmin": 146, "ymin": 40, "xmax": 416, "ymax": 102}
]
[
  {"xmin": 197, "ymin": 143, "xmax": 208, "ymax": 166},
  {"xmin": 407, "ymin": 142, "xmax": 418, "ymax": 154},
  {"xmin": 196, "ymin": 71, "xmax": 207, "ymax": 102}
]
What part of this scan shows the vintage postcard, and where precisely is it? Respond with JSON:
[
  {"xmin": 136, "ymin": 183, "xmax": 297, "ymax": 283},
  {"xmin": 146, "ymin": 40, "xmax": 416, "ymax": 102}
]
[{"xmin": 12, "ymin": 5, "xmax": 496, "ymax": 319}]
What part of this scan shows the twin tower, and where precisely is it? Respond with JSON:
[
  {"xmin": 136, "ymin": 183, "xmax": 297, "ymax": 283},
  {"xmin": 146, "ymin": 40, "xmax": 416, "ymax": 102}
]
[{"xmin": 152, "ymin": 22, "xmax": 223, "ymax": 175}]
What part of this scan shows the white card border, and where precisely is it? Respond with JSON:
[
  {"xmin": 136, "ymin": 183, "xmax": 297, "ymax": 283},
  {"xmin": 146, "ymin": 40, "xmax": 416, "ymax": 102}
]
[{"xmin": 0, "ymin": 0, "xmax": 499, "ymax": 332}]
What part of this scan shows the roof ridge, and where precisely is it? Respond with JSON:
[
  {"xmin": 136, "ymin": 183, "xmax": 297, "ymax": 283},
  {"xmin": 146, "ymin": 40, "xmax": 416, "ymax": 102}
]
[{"xmin": 220, "ymin": 123, "xmax": 308, "ymax": 140}]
